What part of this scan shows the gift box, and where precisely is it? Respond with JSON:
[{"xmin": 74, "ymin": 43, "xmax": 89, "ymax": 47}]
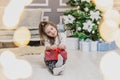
[
  {"xmin": 97, "ymin": 41, "xmax": 117, "ymax": 51},
  {"xmin": 79, "ymin": 40, "xmax": 117, "ymax": 52},
  {"xmin": 97, "ymin": 42, "xmax": 109, "ymax": 51},
  {"xmin": 66, "ymin": 38, "xmax": 79, "ymax": 50},
  {"xmin": 79, "ymin": 41, "xmax": 98, "ymax": 52},
  {"xmin": 90, "ymin": 41, "xmax": 98, "ymax": 52},
  {"xmin": 80, "ymin": 41, "xmax": 91, "ymax": 52},
  {"xmin": 108, "ymin": 41, "xmax": 118, "ymax": 50}
]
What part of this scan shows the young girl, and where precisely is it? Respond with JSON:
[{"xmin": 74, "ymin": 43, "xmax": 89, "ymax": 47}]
[{"xmin": 39, "ymin": 21, "xmax": 67, "ymax": 75}]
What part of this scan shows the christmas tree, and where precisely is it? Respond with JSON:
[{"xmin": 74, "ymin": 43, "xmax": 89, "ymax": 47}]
[{"xmin": 63, "ymin": 0, "xmax": 102, "ymax": 41}]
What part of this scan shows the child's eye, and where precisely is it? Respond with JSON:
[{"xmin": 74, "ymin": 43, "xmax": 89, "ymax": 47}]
[
  {"xmin": 51, "ymin": 28, "xmax": 53, "ymax": 30},
  {"xmin": 47, "ymin": 31, "xmax": 50, "ymax": 34}
]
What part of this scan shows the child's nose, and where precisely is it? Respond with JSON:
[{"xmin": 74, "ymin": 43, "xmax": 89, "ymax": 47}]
[
  {"xmin": 51, "ymin": 33, "xmax": 54, "ymax": 35},
  {"xmin": 51, "ymin": 31, "xmax": 54, "ymax": 34}
]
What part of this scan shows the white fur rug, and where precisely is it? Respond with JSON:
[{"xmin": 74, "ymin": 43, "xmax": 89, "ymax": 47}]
[{"xmin": 20, "ymin": 50, "xmax": 104, "ymax": 80}]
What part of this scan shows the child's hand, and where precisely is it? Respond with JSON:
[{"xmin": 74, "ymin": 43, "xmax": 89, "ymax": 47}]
[
  {"xmin": 58, "ymin": 44, "xmax": 66, "ymax": 49},
  {"xmin": 50, "ymin": 45, "xmax": 57, "ymax": 50}
]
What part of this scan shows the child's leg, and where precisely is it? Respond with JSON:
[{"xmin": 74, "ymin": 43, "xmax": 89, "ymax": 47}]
[
  {"xmin": 63, "ymin": 60, "xmax": 66, "ymax": 65},
  {"xmin": 53, "ymin": 64, "xmax": 65, "ymax": 75},
  {"xmin": 53, "ymin": 60, "xmax": 66, "ymax": 75},
  {"xmin": 44, "ymin": 59, "xmax": 57, "ymax": 74}
]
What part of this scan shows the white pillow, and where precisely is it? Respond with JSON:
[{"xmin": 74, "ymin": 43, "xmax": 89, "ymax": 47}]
[{"xmin": 18, "ymin": 8, "xmax": 44, "ymax": 29}]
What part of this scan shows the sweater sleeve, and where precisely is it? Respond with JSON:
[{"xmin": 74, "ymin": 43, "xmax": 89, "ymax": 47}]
[{"xmin": 44, "ymin": 39, "xmax": 50, "ymax": 47}]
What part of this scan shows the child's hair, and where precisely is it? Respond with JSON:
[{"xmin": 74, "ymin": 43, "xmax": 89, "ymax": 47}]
[{"xmin": 39, "ymin": 21, "xmax": 58, "ymax": 45}]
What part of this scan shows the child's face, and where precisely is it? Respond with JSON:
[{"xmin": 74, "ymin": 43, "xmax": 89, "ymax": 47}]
[{"xmin": 45, "ymin": 25, "xmax": 57, "ymax": 38}]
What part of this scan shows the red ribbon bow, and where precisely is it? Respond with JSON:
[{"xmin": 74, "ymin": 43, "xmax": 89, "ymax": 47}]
[
  {"xmin": 54, "ymin": 48, "xmax": 61, "ymax": 54},
  {"xmin": 54, "ymin": 48, "xmax": 61, "ymax": 59},
  {"xmin": 45, "ymin": 48, "xmax": 67, "ymax": 60}
]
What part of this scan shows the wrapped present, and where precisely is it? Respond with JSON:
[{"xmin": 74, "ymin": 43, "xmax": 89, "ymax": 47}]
[
  {"xmin": 79, "ymin": 40, "xmax": 98, "ymax": 52},
  {"xmin": 79, "ymin": 39, "xmax": 117, "ymax": 52},
  {"xmin": 66, "ymin": 38, "xmax": 79, "ymax": 50},
  {"xmin": 97, "ymin": 41, "xmax": 118, "ymax": 51},
  {"xmin": 97, "ymin": 42, "xmax": 109, "ymax": 51},
  {"xmin": 108, "ymin": 41, "xmax": 118, "ymax": 50},
  {"xmin": 80, "ymin": 40, "xmax": 91, "ymax": 52},
  {"xmin": 79, "ymin": 40, "xmax": 82, "ymax": 50},
  {"xmin": 90, "ymin": 41, "xmax": 98, "ymax": 52}
]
